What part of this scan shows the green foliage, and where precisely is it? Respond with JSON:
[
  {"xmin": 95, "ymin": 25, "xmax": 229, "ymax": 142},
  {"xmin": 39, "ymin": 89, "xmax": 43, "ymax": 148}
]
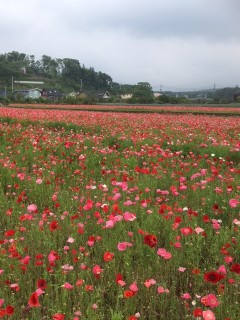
[
  {"xmin": 215, "ymin": 86, "xmax": 240, "ymax": 102},
  {"xmin": 130, "ymin": 82, "xmax": 154, "ymax": 104},
  {"xmin": 0, "ymin": 51, "xmax": 113, "ymax": 95}
]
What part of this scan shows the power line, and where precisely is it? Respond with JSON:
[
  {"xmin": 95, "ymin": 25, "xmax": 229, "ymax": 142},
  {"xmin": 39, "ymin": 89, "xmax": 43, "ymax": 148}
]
[{"xmin": 151, "ymin": 83, "xmax": 217, "ymax": 92}]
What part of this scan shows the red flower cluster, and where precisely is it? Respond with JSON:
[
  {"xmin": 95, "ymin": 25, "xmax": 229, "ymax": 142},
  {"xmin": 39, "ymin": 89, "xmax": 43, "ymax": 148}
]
[
  {"xmin": 0, "ymin": 305, "xmax": 14, "ymax": 317},
  {"xmin": 143, "ymin": 234, "xmax": 158, "ymax": 248},
  {"xmin": 204, "ymin": 271, "xmax": 225, "ymax": 284},
  {"xmin": 230, "ymin": 263, "xmax": 240, "ymax": 274}
]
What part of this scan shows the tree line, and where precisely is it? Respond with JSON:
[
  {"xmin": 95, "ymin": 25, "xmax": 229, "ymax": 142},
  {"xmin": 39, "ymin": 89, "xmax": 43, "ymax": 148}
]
[{"xmin": 0, "ymin": 51, "xmax": 113, "ymax": 92}]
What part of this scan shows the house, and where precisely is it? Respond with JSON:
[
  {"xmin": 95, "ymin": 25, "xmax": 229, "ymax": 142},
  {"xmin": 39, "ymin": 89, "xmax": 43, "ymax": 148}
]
[
  {"xmin": 98, "ymin": 91, "xmax": 111, "ymax": 99},
  {"xmin": 41, "ymin": 88, "xmax": 63, "ymax": 100},
  {"xmin": 120, "ymin": 93, "xmax": 133, "ymax": 100},
  {"xmin": 13, "ymin": 88, "xmax": 42, "ymax": 99},
  {"xmin": 77, "ymin": 91, "xmax": 88, "ymax": 99},
  {"xmin": 67, "ymin": 92, "xmax": 79, "ymax": 98},
  {"xmin": 67, "ymin": 91, "xmax": 91, "ymax": 100},
  {"xmin": 153, "ymin": 92, "xmax": 162, "ymax": 98},
  {"xmin": 0, "ymin": 89, "xmax": 7, "ymax": 97}
]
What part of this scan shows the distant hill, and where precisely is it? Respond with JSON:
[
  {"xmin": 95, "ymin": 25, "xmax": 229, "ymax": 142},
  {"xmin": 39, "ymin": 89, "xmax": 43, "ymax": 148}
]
[
  {"xmin": 0, "ymin": 51, "xmax": 115, "ymax": 94},
  {"xmin": 1, "ymin": 51, "xmax": 239, "ymax": 104}
]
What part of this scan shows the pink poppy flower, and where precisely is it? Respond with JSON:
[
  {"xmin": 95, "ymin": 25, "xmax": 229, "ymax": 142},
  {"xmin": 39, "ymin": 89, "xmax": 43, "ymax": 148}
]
[
  {"xmin": 92, "ymin": 265, "xmax": 103, "ymax": 275},
  {"xmin": 117, "ymin": 280, "xmax": 126, "ymax": 286},
  {"xmin": 62, "ymin": 282, "xmax": 74, "ymax": 290},
  {"xmin": 9, "ymin": 283, "xmax": 19, "ymax": 292},
  {"xmin": 144, "ymin": 279, "xmax": 156, "ymax": 288},
  {"xmin": 104, "ymin": 220, "xmax": 116, "ymax": 228},
  {"xmin": 83, "ymin": 199, "xmax": 94, "ymax": 210},
  {"xmin": 36, "ymin": 288, "xmax": 45, "ymax": 296},
  {"xmin": 173, "ymin": 241, "xmax": 182, "ymax": 248},
  {"xmin": 157, "ymin": 248, "xmax": 172, "ymax": 259},
  {"xmin": 181, "ymin": 292, "xmax": 191, "ymax": 299},
  {"xmin": 112, "ymin": 193, "xmax": 121, "ymax": 201},
  {"xmin": 48, "ymin": 251, "xmax": 60, "ymax": 264},
  {"xmin": 157, "ymin": 286, "xmax": 169, "ymax": 294},
  {"xmin": 195, "ymin": 227, "xmax": 204, "ymax": 234},
  {"xmin": 202, "ymin": 310, "xmax": 215, "ymax": 320},
  {"xmin": 201, "ymin": 294, "xmax": 220, "ymax": 308},
  {"xmin": 123, "ymin": 212, "xmax": 136, "ymax": 222},
  {"xmin": 157, "ymin": 286, "xmax": 165, "ymax": 294},
  {"xmin": 20, "ymin": 255, "xmax": 31, "ymax": 265},
  {"xmin": 17, "ymin": 172, "xmax": 26, "ymax": 180},
  {"xmin": 157, "ymin": 248, "xmax": 167, "ymax": 256},
  {"xmin": 0, "ymin": 300, "xmax": 4, "ymax": 308},
  {"xmin": 129, "ymin": 282, "xmax": 138, "ymax": 292},
  {"xmin": 201, "ymin": 169, "xmax": 207, "ymax": 176},
  {"xmin": 224, "ymin": 256, "xmax": 233, "ymax": 264},
  {"xmin": 229, "ymin": 198, "xmax": 239, "ymax": 208},
  {"xmin": 117, "ymin": 242, "xmax": 132, "ymax": 251},
  {"xmin": 163, "ymin": 252, "xmax": 172, "ymax": 259},
  {"xmin": 27, "ymin": 204, "xmax": 37, "ymax": 212},
  {"xmin": 217, "ymin": 265, "xmax": 227, "ymax": 274},
  {"xmin": 67, "ymin": 237, "xmax": 75, "ymax": 243},
  {"xmin": 233, "ymin": 218, "xmax": 240, "ymax": 225}
]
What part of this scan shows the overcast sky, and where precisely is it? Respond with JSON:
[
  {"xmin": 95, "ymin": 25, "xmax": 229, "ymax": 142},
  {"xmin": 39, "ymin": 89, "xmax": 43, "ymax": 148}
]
[{"xmin": 1, "ymin": 0, "xmax": 240, "ymax": 91}]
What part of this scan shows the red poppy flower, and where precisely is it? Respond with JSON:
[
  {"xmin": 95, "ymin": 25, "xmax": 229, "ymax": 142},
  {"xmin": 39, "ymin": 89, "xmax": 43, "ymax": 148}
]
[
  {"xmin": 28, "ymin": 292, "xmax": 40, "ymax": 307},
  {"xmin": 52, "ymin": 313, "xmax": 65, "ymax": 320},
  {"xmin": 123, "ymin": 290, "xmax": 136, "ymax": 298},
  {"xmin": 49, "ymin": 220, "xmax": 60, "ymax": 231},
  {"xmin": 203, "ymin": 215, "xmax": 211, "ymax": 223},
  {"xmin": 144, "ymin": 234, "xmax": 157, "ymax": 247},
  {"xmin": 35, "ymin": 253, "xmax": 44, "ymax": 259},
  {"xmin": 230, "ymin": 263, "xmax": 240, "ymax": 274},
  {"xmin": 193, "ymin": 307, "xmax": 203, "ymax": 317},
  {"xmin": 204, "ymin": 271, "xmax": 225, "ymax": 283},
  {"xmin": 180, "ymin": 227, "xmax": 193, "ymax": 236},
  {"xmin": 5, "ymin": 305, "xmax": 14, "ymax": 315},
  {"xmin": 103, "ymin": 251, "xmax": 114, "ymax": 262},
  {"xmin": 116, "ymin": 273, "xmax": 123, "ymax": 283},
  {"xmin": 192, "ymin": 268, "xmax": 200, "ymax": 275},
  {"xmin": 0, "ymin": 309, "xmax": 6, "ymax": 317},
  {"xmin": 4, "ymin": 230, "xmax": 15, "ymax": 237},
  {"xmin": 37, "ymin": 279, "xmax": 47, "ymax": 290}
]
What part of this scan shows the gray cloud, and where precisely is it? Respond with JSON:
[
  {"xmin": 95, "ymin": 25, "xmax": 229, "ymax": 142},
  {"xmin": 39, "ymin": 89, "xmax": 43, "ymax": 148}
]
[
  {"xmin": 57, "ymin": 0, "xmax": 240, "ymax": 41},
  {"xmin": 1, "ymin": 0, "xmax": 240, "ymax": 89}
]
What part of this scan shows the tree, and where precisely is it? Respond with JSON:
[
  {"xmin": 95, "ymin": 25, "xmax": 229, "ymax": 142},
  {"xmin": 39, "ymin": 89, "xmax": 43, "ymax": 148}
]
[
  {"xmin": 62, "ymin": 58, "xmax": 81, "ymax": 82},
  {"xmin": 131, "ymin": 82, "xmax": 154, "ymax": 104}
]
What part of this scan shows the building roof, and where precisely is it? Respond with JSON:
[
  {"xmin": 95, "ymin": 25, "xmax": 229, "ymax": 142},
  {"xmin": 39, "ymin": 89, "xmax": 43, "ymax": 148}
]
[{"xmin": 42, "ymin": 88, "xmax": 63, "ymax": 97}]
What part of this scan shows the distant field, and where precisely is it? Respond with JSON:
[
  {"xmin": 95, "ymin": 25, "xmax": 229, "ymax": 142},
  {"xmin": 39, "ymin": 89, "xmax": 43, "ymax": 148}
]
[{"xmin": 7, "ymin": 103, "xmax": 240, "ymax": 116}]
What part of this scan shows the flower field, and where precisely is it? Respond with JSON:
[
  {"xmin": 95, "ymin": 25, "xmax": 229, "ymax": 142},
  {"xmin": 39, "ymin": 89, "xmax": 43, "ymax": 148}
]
[
  {"xmin": 0, "ymin": 107, "xmax": 239, "ymax": 319},
  {"xmin": 7, "ymin": 103, "xmax": 240, "ymax": 116}
]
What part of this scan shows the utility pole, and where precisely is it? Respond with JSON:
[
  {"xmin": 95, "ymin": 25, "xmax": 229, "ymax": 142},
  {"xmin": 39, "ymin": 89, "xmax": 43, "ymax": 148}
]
[
  {"xmin": 160, "ymin": 84, "xmax": 163, "ymax": 93},
  {"xmin": 213, "ymin": 83, "xmax": 216, "ymax": 99}
]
